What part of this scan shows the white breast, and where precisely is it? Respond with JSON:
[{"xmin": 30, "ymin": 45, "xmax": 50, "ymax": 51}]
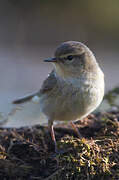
[{"xmin": 65, "ymin": 68, "xmax": 104, "ymax": 118}]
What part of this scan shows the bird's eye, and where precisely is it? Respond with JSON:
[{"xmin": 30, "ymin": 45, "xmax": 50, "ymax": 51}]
[{"xmin": 67, "ymin": 55, "xmax": 73, "ymax": 61}]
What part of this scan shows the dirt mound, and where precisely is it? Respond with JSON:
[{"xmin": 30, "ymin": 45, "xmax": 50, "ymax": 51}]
[{"xmin": 0, "ymin": 112, "xmax": 119, "ymax": 180}]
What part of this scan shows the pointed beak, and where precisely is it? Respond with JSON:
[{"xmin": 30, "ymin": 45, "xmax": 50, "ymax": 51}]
[{"xmin": 44, "ymin": 57, "xmax": 57, "ymax": 63}]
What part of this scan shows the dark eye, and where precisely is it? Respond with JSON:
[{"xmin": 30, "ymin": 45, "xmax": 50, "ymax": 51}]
[{"xmin": 67, "ymin": 55, "xmax": 73, "ymax": 61}]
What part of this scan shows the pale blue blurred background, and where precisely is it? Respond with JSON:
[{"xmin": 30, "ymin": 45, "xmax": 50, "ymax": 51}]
[{"xmin": 0, "ymin": 0, "xmax": 119, "ymax": 114}]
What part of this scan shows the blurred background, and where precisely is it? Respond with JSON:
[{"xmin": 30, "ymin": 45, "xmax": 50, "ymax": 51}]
[{"xmin": 0, "ymin": 0, "xmax": 119, "ymax": 114}]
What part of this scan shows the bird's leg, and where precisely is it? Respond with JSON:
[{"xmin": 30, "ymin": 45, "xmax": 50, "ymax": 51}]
[
  {"xmin": 70, "ymin": 121, "xmax": 82, "ymax": 138},
  {"xmin": 48, "ymin": 120, "xmax": 58, "ymax": 153}
]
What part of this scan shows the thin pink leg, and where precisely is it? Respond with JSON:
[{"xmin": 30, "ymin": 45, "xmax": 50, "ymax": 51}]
[
  {"xmin": 70, "ymin": 121, "xmax": 82, "ymax": 138},
  {"xmin": 49, "ymin": 124, "xmax": 58, "ymax": 152}
]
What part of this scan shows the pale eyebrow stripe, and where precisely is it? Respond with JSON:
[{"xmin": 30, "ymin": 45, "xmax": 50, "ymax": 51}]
[{"xmin": 57, "ymin": 53, "xmax": 84, "ymax": 60}]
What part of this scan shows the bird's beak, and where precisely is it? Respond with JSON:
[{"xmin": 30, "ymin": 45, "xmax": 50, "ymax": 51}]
[{"xmin": 44, "ymin": 57, "xmax": 57, "ymax": 63}]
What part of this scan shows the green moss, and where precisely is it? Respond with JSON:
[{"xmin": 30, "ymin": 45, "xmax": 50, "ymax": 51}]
[
  {"xmin": 104, "ymin": 87, "xmax": 119, "ymax": 106},
  {"xmin": 51, "ymin": 114, "xmax": 119, "ymax": 180}
]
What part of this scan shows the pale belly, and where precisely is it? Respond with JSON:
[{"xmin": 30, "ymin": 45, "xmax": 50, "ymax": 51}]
[{"xmin": 40, "ymin": 81, "xmax": 104, "ymax": 122}]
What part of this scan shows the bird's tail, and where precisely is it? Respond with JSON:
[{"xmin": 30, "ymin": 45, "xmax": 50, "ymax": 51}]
[{"xmin": 0, "ymin": 102, "xmax": 48, "ymax": 128}]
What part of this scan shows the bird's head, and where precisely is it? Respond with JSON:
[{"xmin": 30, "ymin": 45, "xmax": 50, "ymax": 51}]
[{"xmin": 44, "ymin": 41, "xmax": 98, "ymax": 78}]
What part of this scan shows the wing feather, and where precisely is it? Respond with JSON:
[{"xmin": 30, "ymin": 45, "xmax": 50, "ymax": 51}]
[
  {"xmin": 40, "ymin": 70, "xmax": 57, "ymax": 94},
  {"xmin": 12, "ymin": 70, "xmax": 57, "ymax": 104}
]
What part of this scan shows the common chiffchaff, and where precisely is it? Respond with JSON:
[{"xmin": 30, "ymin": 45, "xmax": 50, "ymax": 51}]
[{"xmin": 2, "ymin": 41, "xmax": 104, "ymax": 152}]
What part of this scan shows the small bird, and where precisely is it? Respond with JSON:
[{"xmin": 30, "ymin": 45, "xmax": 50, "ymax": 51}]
[{"xmin": 2, "ymin": 41, "xmax": 104, "ymax": 152}]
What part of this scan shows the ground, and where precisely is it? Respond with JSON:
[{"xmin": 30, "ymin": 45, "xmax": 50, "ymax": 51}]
[
  {"xmin": 0, "ymin": 112, "xmax": 119, "ymax": 180},
  {"xmin": 0, "ymin": 88, "xmax": 119, "ymax": 180}
]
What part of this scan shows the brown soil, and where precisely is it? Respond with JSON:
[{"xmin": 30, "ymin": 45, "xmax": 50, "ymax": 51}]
[{"xmin": 0, "ymin": 112, "xmax": 119, "ymax": 180}]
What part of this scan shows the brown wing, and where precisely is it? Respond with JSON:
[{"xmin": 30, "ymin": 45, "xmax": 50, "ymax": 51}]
[
  {"xmin": 12, "ymin": 92, "xmax": 38, "ymax": 104},
  {"xmin": 12, "ymin": 70, "xmax": 57, "ymax": 104},
  {"xmin": 40, "ymin": 70, "xmax": 58, "ymax": 94}
]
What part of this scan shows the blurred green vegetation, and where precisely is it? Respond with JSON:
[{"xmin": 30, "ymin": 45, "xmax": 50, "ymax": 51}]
[
  {"xmin": 1, "ymin": 0, "xmax": 119, "ymax": 46},
  {"xmin": 9, "ymin": 0, "xmax": 119, "ymax": 33}
]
